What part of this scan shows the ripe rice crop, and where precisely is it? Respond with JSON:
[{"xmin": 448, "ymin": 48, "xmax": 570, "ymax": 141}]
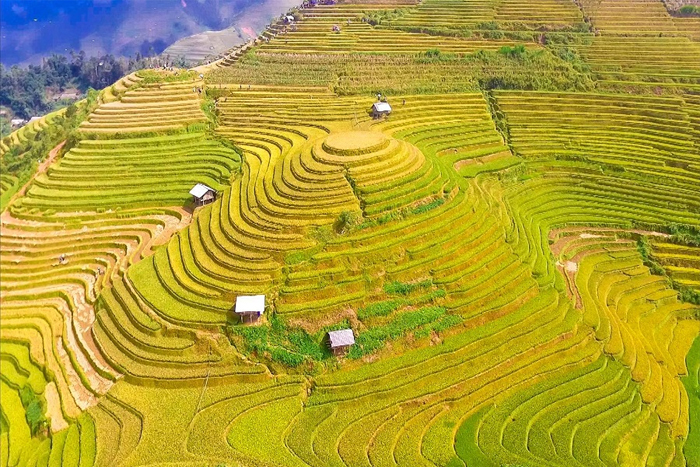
[{"xmin": 2, "ymin": 2, "xmax": 700, "ymax": 465}]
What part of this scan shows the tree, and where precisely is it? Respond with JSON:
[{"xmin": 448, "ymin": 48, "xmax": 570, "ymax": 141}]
[
  {"xmin": 19, "ymin": 387, "xmax": 47, "ymax": 436},
  {"xmin": 44, "ymin": 54, "xmax": 72, "ymax": 88},
  {"xmin": 335, "ymin": 210, "xmax": 360, "ymax": 234}
]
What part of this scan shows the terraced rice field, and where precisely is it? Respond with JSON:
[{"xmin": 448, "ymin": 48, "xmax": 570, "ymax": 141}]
[
  {"xmin": 22, "ymin": 132, "xmax": 240, "ymax": 211},
  {"xmin": 80, "ymin": 78, "xmax": 206, "ymax": 135},
  {"xmin": 1, "ymin": 0, "xmax": 699, "ymax": 466},
  {"xmin": 258, "ymin": 3, "xmax": 526, "ymax": 55},
  {"xmin": 0, "ymin": 175, "xmax": 18, "ymax": 202},
  {"xmin": 1, "ymin": 110, "xmax": 66, "ymax": 152},
  {"xmin": 580, "ymin": 0, "xmax": 682, "ymax": 36},
  {"xmin": 391, "ymin": 0, "xmax": 584, "ymax": 30},
  {"xmin": 578, "ymin": 36, "xmax": 700, "ymax": 87},
  {"xmin": 652, "ymin": 242, "xmax": 700, "ymax": 291}
]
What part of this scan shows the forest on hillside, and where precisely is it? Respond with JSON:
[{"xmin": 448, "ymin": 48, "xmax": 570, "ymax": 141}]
[{"xmin": 0, "ymin": 51, "xmax": 180, "ymax": 120}]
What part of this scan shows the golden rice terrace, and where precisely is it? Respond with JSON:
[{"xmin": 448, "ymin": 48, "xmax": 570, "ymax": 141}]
[{"xmin": 1, "ymin": 0, "xmax": 700, "ymax": 466}]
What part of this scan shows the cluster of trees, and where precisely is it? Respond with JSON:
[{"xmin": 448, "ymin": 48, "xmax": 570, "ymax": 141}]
[{"xmin": 1, "ymin": 51, "xmax": 181, "ymax": 119}]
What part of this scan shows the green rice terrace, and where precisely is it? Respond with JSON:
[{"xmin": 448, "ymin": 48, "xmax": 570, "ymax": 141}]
[{"xmin": 1, "ymin": 0, "xmax": 700, "ymax": 465}]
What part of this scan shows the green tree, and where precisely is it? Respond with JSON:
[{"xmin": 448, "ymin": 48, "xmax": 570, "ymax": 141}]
[
  {"xmin": 19, "ymin": 387, "xmax": 47, "ymax": 436},
  {"xmin": 335, "ymin": 210, "xmax": 360, "ymax": 234}
]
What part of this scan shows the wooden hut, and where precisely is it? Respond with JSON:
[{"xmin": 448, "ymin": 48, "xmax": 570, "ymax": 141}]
[
  {"xmin": 189, "ymin": 183, "xmax": 217, "ymax": 206},
  {"xmin": 328, "ymin": 329, "xmax": 355, "ymax": 355},
  {"xmin": 371, "ymin": 102, "xmax": 392, "ymax": 119},
  {"xmin": 235, "ymin": 294, "xmax": 265, "ymax": 323}
]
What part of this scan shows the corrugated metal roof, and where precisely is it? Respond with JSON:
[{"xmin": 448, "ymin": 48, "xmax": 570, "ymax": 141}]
[
  {"xmin": 372, "ymin": 102, "xmax": 392, "ymax": 113},
  {"xmin": 189, "ymin": 183, "xmax": 215, "ymax": 198},
  {"xmin": 235, "ymin": 294, "xmax": 266, "ymax": 314},
  {"xmin": 329, "ymin": 329, "xmax": 355, "ymax": 348}
]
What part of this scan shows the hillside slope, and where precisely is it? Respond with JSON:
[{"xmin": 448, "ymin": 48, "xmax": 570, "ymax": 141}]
[{"xmin": 1, "ymin": 1, "xmax": 699, "ymax": 466}]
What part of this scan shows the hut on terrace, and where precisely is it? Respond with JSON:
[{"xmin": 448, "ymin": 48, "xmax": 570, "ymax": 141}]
[
  {"xmin": 189, "ymin": 183, "xmax": 217, "ymax": 206},
  {"xmin": 235, "ymin": 294, "xmax": 265, "ymax": 323},
  {"xmin": 54, "ymin": 90, "xmax": 81, "ymax": 101},
  {"xmin": 371, "ymin": 102, "xmax": 392, "ymax": 119},
  {"xmin": 328, "ymin": 329, "xmax": 355, "ymax": 355}
]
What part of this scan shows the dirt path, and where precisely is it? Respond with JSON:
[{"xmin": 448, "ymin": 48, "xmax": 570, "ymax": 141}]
[
  {"xmin": 5, "ymin": 140, "xmax": 66, "ymax": 210},
  {"xmin": 44, "ymin": 382, "xmax": 69, "ymax": 432}
]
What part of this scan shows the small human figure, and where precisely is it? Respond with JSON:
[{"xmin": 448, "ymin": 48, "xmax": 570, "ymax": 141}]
[{"xmin": 402, "ymin": 99, "xmax": 406, "ymax": 105}]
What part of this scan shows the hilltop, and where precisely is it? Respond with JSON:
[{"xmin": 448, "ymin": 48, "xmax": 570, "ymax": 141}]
[{"xmin": 1, "ymin": 1, "xmax": 699, "ymax": 466}]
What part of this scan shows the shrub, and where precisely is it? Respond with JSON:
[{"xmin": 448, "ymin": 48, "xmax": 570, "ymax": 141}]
[
  {"xmin": 363, "ymin": 8, "xmax": 407, "ymax": 26},
  {"xmin": 498, "ymin": 45, "xmax": 527, "ymax": 58},
  {"xmin": 357, "ymin": 299, "xmax": 403, "ymax": 319},
  {"xmin": 477, "ymin": 21, "xmax": 499, "ymax": 31},
  {"xmin": 483, "ymin": 30, "xmax": 505, "ymax": 40},
  {"xmin": 335, "ymin": 210, "xmax": 360, "ymax": 234},
  {"xmin": 679, "ymin": 5, "xmax": 700, "ymax": 16},
  {"xmin": 270, "ymin": 347, "xmax": 306, "ymax": 367},
  {"xmin": 383, "ymin": 279, "xmax": 433, "ymax": 295},
  {"xmin": 668, "ymin": 223, "xmax": 700, "ymax": 247},
  {"xmin": 19, "ymin": 387, "xmax": 47, "ymax": 436}
]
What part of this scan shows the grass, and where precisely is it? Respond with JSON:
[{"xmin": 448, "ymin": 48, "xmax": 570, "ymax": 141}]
[{"xmin": 348, "ymin": 305, "xmax": 448, "ymax": 358}]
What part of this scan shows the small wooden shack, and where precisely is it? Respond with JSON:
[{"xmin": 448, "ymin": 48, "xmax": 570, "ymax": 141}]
[
  {"xmin": 189, "ymin": 183, "xmax": 216, "ymax": 206},
  {"xmin": 328, "ymin": 329, "xmax": 355, "ymax": 355},
  {"xmin": 371, "ymin": 102, "xmax": 392, "ymax": 119},
  {"xmin": 54, "ymin": 91, "xmax": 81, "ymax": 101},
  {"xmin": 235, "ymin": 294, "xmax": 265, "ymax": 323}
]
